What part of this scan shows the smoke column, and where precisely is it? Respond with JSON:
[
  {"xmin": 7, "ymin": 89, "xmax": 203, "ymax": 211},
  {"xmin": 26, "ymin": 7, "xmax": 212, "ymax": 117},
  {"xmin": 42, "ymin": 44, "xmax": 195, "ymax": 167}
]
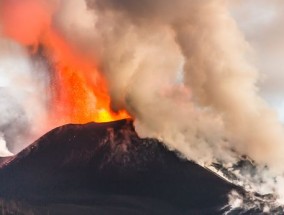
[
  {"xmin": 55, "ymin": 0, "xmax": 284, "ymax": 201},
  {"xmin": 1, "ymin": 0, "xmax": 284, "ymax": 206}
]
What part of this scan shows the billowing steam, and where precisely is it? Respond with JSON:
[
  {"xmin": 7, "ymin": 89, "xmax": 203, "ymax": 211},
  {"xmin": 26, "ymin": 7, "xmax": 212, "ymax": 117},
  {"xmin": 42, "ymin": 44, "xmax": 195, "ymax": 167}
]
[{"xmin": 1, "ymin": 0, "xmax": 284, "ymax": 208}]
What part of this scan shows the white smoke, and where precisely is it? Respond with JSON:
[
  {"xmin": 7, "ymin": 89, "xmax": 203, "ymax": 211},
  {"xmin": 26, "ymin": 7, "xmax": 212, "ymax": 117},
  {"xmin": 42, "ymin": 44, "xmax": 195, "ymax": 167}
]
[
  {"xmin": 0, "ymin": 133, "xmax": 12, "ymax": 157},
  {"xmin": 0, "ymin": 36, "xmax": 49, "ymax": 154}
]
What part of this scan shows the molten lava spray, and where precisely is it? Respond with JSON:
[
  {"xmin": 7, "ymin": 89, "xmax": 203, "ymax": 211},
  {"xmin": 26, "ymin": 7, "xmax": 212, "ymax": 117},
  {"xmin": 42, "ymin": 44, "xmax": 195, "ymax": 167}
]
[
  {"xmin": 43, "ymin": 29, "xmax": 130, "ymax": 124},
  {"xmin": 1, "ymin": 0, "xmax": 284, "ymax": 209},
  {"xmin": 0, "ymin": 0, "xmax": 130, "ymax": 126}
]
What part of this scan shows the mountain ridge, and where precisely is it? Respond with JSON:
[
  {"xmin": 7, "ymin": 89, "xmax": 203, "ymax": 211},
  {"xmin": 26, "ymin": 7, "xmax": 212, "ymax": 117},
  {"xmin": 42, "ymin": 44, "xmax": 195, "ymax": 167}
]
[{"xmin": 0, "ymin": 119, "xmax": 241, "ymax": 214}]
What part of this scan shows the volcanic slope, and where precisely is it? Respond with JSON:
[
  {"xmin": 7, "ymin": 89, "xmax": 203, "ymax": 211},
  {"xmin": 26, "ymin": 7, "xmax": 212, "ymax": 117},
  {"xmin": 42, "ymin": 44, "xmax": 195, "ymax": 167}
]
[{"xmin": 0, "ymin": 119, "xmax": 250, "ymax": 214}]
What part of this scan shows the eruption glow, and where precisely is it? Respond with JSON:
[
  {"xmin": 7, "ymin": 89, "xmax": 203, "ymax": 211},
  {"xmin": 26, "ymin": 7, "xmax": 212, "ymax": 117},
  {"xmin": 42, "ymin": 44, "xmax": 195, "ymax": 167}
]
[
  {"xmin": 1, "ymin": 0, "xmax": 284, "ymax": 211},
  {"xmin": 0, "ymin": 0, "xmax": 130, "ymax": 125},
  {"xmin": 44, "ymin": 29, "xmax": 130, "ymax": 124}
]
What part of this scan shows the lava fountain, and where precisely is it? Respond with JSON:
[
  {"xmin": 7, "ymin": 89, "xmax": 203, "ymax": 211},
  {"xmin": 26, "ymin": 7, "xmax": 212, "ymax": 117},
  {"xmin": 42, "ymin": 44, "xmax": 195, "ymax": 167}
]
[
  {"xmin": 0, "ymin": 0, "xmax": 130, "ymax": 125},
  {"xmin": 43, "ymin": 29, "xmax": 130, "ymax": 124}
]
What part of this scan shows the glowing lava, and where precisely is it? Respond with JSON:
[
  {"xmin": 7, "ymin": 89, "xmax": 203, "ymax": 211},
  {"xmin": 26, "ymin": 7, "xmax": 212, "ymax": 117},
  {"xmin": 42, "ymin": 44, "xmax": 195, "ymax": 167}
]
[
  {"xmin": 43, "ymin": 29, "xmax": 130, "ymax": 124},
  {"xmin": 0, "ymin": 0, "xmax": 130, "ymax": 124}
]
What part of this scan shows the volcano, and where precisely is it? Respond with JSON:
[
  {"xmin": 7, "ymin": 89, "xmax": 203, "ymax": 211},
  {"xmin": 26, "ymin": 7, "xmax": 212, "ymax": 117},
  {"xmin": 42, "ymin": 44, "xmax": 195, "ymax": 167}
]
[{"xmin": 0, "ymin": 119, "xmax": 267, "ymax": 215}]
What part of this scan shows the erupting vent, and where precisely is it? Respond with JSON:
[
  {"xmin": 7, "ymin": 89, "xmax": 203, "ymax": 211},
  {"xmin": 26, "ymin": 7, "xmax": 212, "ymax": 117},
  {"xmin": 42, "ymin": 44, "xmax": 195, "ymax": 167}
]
[
  {"xmin": 45, "ymin": 29, "xmax": 130, "ymax": 124},
  {"xmin": 1, "ymin": 0, "xmax": 130, "ymax": 124}
]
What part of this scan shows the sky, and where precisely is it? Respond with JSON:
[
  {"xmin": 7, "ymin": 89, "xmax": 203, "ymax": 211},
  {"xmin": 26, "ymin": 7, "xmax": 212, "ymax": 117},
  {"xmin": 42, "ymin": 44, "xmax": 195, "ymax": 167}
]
[{"xmin": 230, "ymin": 0, "xmax": 284, "ymax": 121}]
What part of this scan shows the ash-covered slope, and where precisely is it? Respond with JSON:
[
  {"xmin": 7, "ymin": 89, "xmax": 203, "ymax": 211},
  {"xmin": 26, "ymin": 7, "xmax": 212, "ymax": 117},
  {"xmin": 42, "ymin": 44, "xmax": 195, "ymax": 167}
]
[{"xmin": 0, "ymin": 119, "xmax": 240, "ymax": 214}]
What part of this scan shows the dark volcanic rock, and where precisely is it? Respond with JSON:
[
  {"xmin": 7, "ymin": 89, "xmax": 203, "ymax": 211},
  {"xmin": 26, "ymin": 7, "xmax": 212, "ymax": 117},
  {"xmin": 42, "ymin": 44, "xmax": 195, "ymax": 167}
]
[
  {"xmin": 0, "ymin": 119, "xmax": 240, "ymax": 214},
  {"xmin": 0, "ymin": 157, "xmax": 10, "ymax": 166}
]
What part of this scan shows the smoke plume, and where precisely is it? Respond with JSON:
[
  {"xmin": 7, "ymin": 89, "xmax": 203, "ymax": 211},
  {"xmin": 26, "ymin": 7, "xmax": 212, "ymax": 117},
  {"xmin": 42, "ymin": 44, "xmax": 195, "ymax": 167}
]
[
  {"xmin": 55, "ymin": 0, "xmax": 284, "ymax": 200},
  {"xmin": 55, "ymin": 0, "xmax": 284, "ymax": 165},
  {"xmin": 1, "ymin": 0, "xmax": 284, "ymax": 206}
]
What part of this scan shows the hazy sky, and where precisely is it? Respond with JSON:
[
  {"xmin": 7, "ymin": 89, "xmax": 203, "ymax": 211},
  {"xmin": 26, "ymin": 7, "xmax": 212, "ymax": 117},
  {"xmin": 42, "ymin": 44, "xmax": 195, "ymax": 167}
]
[{"xmin": 230, "ymin": 0, "xmax": 284, "ymax": 121}]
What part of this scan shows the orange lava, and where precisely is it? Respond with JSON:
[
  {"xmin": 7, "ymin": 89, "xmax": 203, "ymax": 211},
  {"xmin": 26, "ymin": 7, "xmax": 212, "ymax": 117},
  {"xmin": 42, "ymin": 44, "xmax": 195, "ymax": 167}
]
[
  {"xmin": 45, "ymin": 30, "xmax": 130, "ymax": 124},
  {"xmin": 0, "ymin": 0, "xmax": 130, "ymax": 124}
]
